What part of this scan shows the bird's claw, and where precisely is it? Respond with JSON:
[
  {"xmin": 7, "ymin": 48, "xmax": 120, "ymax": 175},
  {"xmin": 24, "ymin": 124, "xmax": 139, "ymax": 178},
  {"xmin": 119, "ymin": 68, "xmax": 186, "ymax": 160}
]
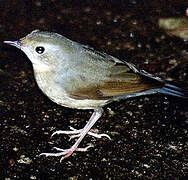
[
  {"xmin": 52, "ymin": 126, "xmax": 111, "ymax": 140},
  {"xmin": 40, "ymin": 144, "xmax": 93, "ymax": 162}
]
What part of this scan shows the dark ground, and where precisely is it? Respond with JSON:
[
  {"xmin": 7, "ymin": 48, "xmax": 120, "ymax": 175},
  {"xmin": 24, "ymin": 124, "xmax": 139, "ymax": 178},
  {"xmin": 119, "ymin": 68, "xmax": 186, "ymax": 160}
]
[{"xmin": 0, "ymin": 0, "xmax": 188, "ymax": 179}]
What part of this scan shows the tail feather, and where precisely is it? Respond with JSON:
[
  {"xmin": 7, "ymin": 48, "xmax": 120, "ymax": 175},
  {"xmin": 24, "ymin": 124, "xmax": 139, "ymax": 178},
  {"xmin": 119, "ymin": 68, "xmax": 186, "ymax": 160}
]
[
  {"xmin": 116, "ymin": 82, "xmax": 188, "ymax": 100},
  {"xmin": 156, "ymin": 83, "xmax": 188, "ymax": 98}
]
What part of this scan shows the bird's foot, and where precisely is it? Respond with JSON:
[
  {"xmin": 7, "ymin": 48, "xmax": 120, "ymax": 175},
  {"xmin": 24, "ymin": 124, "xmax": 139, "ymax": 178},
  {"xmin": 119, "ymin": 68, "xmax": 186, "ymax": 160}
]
[
  {"xmin": 51, "ymin": 126, "xmax": 111, "ymax": 141},
  {"xmin": 40, "ymin": 108, "xmax": 104, "ymax": 161},
  {"xmin": 40, "ymin": 144, "xmax": 93, "ymax": 162}
]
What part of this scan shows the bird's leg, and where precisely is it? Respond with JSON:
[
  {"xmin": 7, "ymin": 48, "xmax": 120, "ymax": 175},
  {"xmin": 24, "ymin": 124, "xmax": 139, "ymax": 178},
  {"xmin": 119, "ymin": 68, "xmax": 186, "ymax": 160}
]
[
  {"xmin": 51, "ymin": 109, "xmax": 111, "ymax": 140},
  {"xmin": 40, "ymin": 108, "xmax": 104, "ymax": 162}
]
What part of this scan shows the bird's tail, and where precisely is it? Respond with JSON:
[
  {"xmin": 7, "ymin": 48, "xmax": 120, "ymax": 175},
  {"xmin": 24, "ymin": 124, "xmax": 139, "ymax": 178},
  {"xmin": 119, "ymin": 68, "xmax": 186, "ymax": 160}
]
[
  {"xmin": 116, "ymin": 82, "xmax": 188, "ymax": 100},
  {"xmin": 156, "ymin": 82, "xmax": 188, "ymax": 98}
]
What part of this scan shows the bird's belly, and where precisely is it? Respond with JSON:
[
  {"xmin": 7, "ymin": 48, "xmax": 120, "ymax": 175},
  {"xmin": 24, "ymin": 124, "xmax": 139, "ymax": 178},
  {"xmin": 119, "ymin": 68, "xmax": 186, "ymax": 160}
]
[
  {"xmin": 50, "ymin": 95, "xmax": 110, "ymax": 110},
  {"xmin": 35, "ymin": 74, "xmax": 110, "ymax": 109},
  {"xmin": 43, "ymin": 86, "xmax": 110, "ymax": 109}
]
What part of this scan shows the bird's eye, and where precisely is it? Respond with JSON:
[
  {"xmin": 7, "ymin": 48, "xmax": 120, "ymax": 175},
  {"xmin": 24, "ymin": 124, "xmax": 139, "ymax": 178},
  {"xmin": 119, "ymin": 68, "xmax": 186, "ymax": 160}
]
[{"xmin": 35, "ymin": 46, "xmax": 45, "ymax": 54}]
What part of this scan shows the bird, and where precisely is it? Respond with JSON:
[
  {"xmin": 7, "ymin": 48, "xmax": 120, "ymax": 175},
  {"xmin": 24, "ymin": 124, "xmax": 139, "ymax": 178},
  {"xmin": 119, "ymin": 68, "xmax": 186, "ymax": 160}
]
[{"xmin": 4, "ymin": 30, "xmax": 188, "ymax": 162}]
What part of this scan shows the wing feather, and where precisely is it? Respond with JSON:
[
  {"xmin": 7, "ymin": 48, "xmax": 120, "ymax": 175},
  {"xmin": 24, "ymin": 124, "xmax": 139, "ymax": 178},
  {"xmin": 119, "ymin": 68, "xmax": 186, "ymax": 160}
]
[{"xmin": 69, "ymin": 64, "xmax": 163, "ymax": 100}]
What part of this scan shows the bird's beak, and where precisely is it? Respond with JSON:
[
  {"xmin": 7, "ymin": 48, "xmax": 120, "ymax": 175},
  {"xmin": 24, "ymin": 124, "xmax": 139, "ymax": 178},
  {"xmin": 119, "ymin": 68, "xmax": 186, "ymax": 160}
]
[{"xmin": 4, "ymin": 40, "xmax": 21, "ymax": 49}]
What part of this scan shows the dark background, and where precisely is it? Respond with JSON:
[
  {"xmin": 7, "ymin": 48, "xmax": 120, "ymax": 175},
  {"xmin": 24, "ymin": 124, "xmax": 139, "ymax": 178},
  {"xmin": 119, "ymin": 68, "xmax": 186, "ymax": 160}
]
[{"xmin": 0, "ymin": 0, "xmax": 188, "ymax": 179}]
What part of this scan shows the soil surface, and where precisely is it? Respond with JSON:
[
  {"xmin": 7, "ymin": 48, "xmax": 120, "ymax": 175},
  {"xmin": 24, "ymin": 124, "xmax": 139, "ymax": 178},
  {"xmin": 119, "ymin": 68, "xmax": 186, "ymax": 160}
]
[{"xmin": 0, "ymin": 0, "xmax": 188, "ymax": 179}]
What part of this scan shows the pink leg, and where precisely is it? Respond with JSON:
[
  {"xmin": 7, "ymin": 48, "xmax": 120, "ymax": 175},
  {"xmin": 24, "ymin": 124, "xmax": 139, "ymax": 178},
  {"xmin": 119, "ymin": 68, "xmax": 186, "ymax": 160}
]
[
  {"xmin": 51, "ymin": 126, "xmax": 111, "ymax": 140},
  {"xmin": 40, "ymin": 108, "xmax": 103, "ymax": 162}
]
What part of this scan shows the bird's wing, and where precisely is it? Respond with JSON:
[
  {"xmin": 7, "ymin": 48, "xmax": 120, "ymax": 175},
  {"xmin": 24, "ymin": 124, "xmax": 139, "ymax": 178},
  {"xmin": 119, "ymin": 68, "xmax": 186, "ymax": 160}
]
[{"xmin": 68, "ymin": 60, "xmax": 164, "ymax": 100}]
